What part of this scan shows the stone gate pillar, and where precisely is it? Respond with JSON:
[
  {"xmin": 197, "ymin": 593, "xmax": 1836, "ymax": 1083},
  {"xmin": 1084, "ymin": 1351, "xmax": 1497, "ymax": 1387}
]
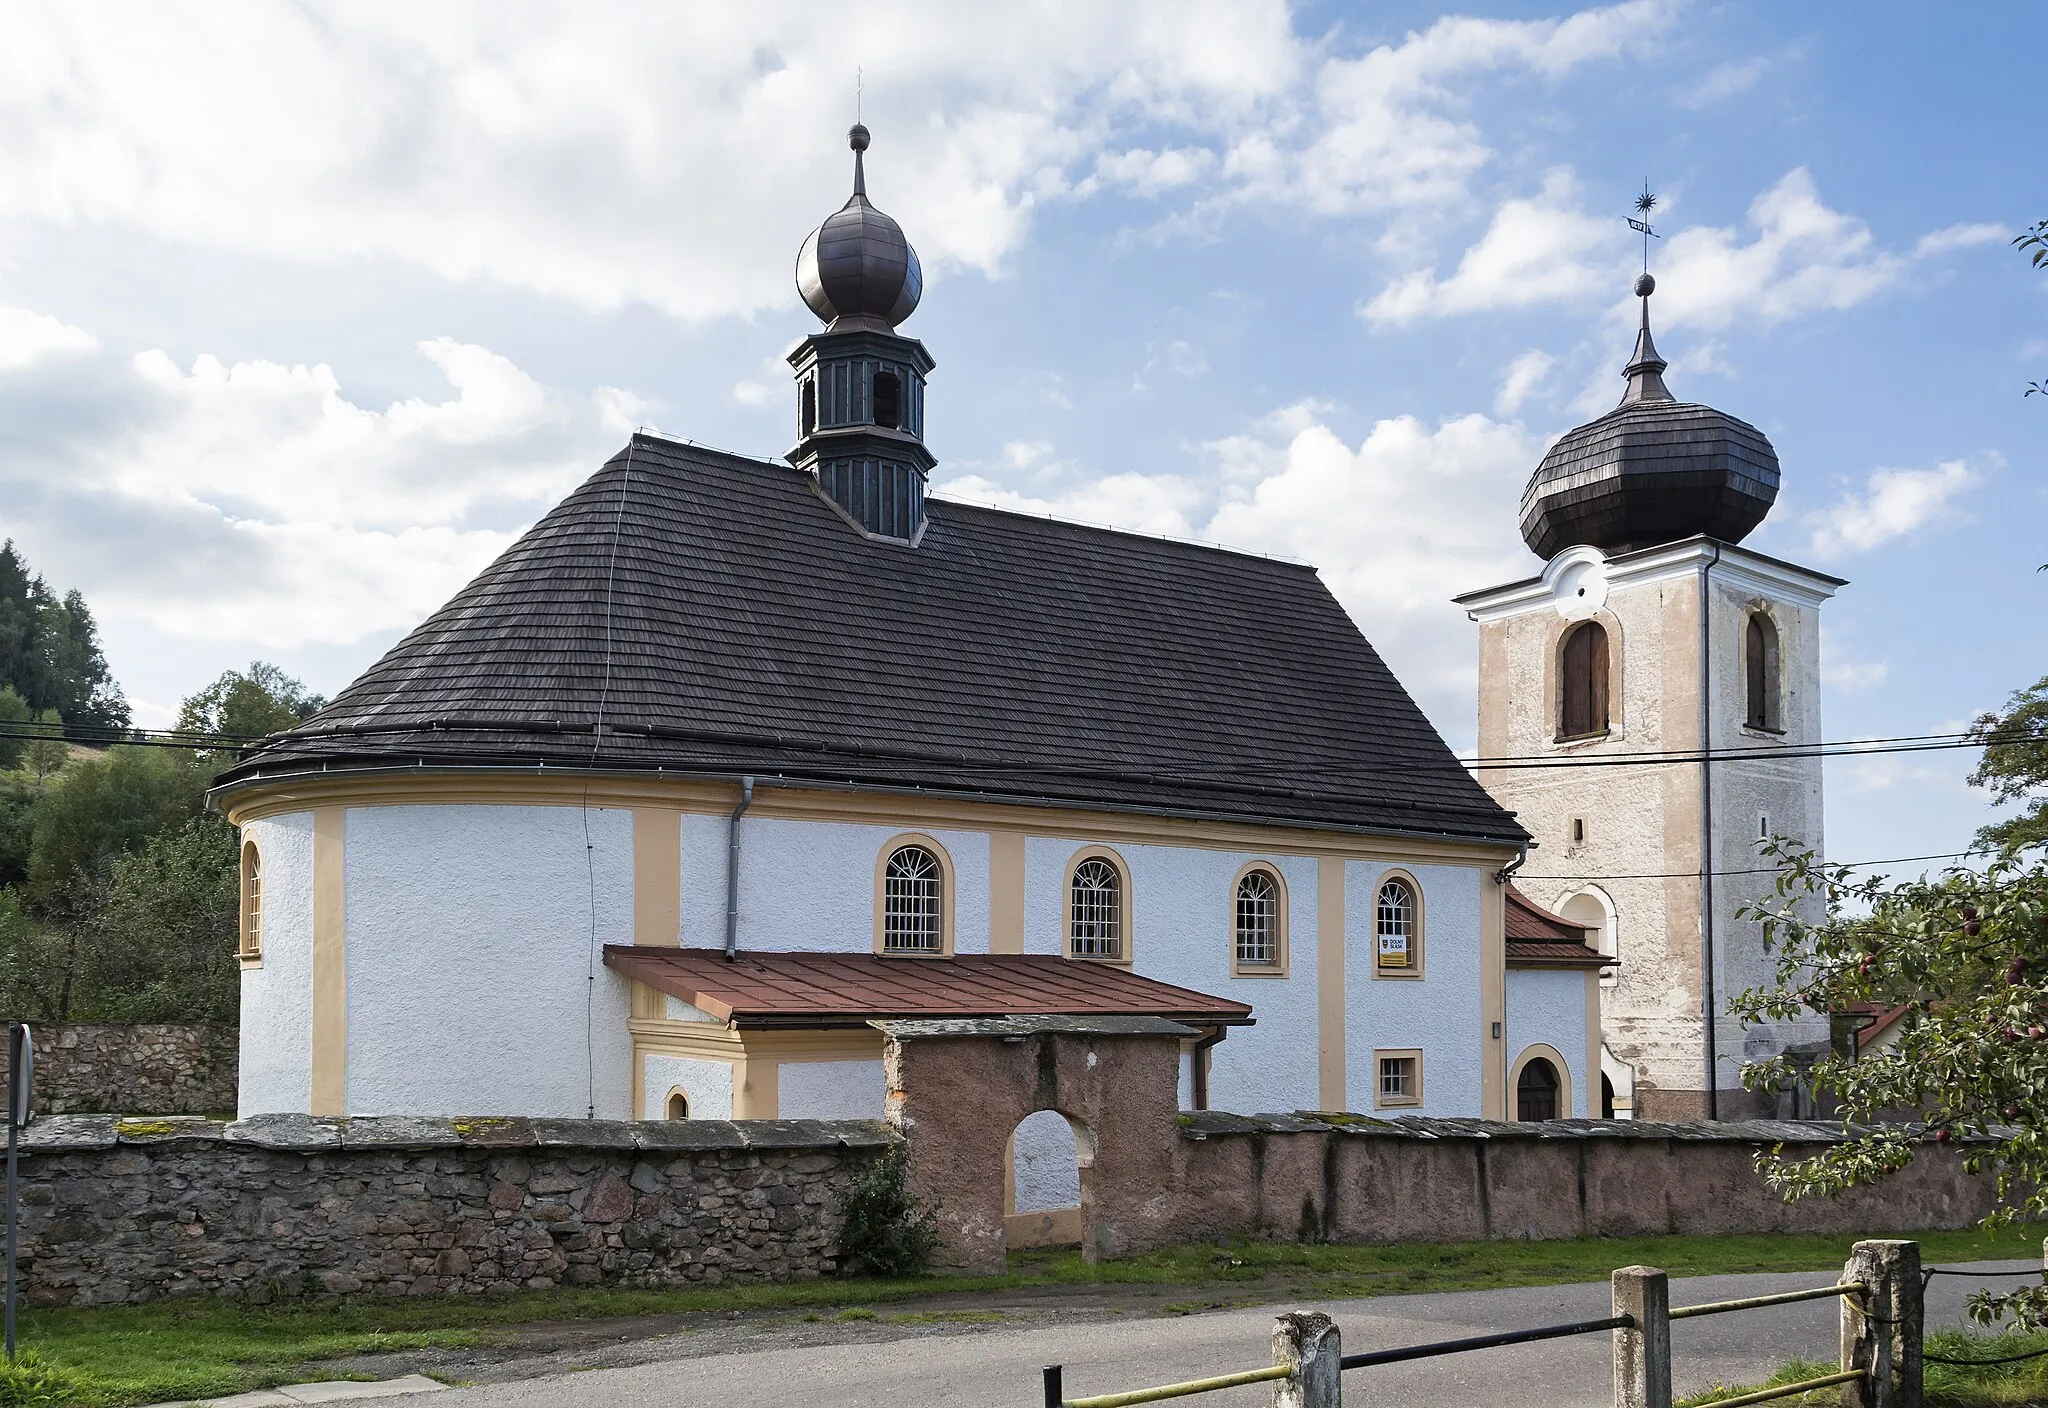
[{"xmin": 876, "ymin": 1016, "xmax": 1192, "ymax": 1274}]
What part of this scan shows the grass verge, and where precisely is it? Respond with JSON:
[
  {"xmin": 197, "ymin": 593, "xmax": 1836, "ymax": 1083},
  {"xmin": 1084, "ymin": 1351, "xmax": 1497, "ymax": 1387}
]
[
  {"xmin": 15, "ymin": 1223, "xmax": 2041, "ymax": 1407},
  {"xmin": 1703, "ymin": 1330, "xmax": 2048, "ymax": 1408}
]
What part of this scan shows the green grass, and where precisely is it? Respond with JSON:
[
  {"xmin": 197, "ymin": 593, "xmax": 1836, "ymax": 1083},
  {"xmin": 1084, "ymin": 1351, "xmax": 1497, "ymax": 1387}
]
[
  {"xmin": 14, "ymin": 1224, "xmax": 2041, "ymax": 1407},
  {"xmin": 1699, "ymin": 1329, "xmax": 2048, "ymax": 1408}
]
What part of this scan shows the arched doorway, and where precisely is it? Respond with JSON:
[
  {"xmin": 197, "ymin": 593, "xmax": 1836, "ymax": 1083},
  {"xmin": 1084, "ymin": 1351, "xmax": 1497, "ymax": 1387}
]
[
  {"xmin": 1006, "ymin": 1109, "xmax": 1085, "ymax": 1250},
  {"xmin": 1600, "ymin": 1074, "xmax": 1615, "ymax": 1120},
  {"xmin": 1517, "ymin": 1057, "xmax": 1561, "ymax": 1121}
]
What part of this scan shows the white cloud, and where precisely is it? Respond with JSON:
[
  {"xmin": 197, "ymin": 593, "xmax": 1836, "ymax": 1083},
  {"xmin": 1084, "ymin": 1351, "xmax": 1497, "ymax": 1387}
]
[
  {"xmin": 1679, "ymin": 56, "xmax": 1768, "ymax": 108},
  {"xmin": 0, "ymin": 307, "xmax": 98, "ymax": 371},
  {"xmin": 730, "ymin": 381, "xmax": 772, "ymax": 406},
  {"xmin": 1807, "ymin": 458, "xmax": 1979, "ymax": 559},
  {"xmin": 1363, "ymin": 171, "xmax": 1622, "ymax": 325},
  {"xmin": 1086, "ymin": 146, "xmax": 1219, "ymax": 199},
  {"xmin": 1822, "ymin": 657, "xmax": 1888, "ymax": 691},
  {"xmin": 1496, "ymin": 350, "xmax": 1556, "ymax": 414},
  {"xmin": 2, "ymin": 331, "xmax": 631, "ymax": 647},
  {"xmin": 1913, "ymin": 222, "xmax": 2007, "ymax": 258}
]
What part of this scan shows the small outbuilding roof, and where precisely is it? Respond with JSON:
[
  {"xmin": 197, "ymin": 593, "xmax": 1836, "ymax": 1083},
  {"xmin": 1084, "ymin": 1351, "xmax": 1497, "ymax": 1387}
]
[
  {"xmin": 603, "ymin": 945, "xmax": 1255, "ymax": 1029},
  {"xmin": 1504, "ymin": 886, "xmax": 1614, "ymax": 969},
  {"xmin": 218, "ymin": 434, "xmax": 1524, "ymax": 846}
]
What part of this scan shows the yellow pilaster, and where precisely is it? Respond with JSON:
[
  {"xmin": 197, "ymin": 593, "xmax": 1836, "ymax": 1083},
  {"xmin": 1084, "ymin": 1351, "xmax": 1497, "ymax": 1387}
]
[
  {"xmin": 1316, "ymin": 856, "xmax": 1347, "ymax": 1111},
  {"xmin": 310, "ymin": 806, "xmax": 347, "ymax": 1115}
]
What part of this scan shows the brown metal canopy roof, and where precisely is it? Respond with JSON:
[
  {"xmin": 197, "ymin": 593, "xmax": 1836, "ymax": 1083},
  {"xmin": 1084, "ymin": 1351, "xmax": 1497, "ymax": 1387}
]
[
  {"xmin": 604, "ymin": 946, "xmax": 1254, "ymax": 1030},
  {"xmin": 1504, "ymin": 886, "xmax": 1615, "ymax": 969}
]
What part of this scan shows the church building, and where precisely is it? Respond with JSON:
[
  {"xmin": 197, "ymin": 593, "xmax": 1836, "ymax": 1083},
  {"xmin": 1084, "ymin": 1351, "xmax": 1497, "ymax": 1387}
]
[
  {"xmin": 1457, "ymin": 272, "xmax": 1839, "ymax": 1120},
  {"xmin": 214, "ymin": 126, "xmax": 1617, "ymax": 1206}
]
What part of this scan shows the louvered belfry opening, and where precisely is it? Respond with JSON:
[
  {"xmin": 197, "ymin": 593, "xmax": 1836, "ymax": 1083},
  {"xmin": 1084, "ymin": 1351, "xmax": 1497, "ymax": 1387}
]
[{"xmin": 1559, "ymin": 620, "xmax": 1610, "ymax": 740}]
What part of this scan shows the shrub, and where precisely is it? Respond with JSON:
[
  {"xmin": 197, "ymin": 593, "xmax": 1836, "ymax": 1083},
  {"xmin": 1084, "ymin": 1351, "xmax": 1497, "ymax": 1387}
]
[{"xmin": 837, "ymin": 1148, "xmax": 940, "ymax": 1277}]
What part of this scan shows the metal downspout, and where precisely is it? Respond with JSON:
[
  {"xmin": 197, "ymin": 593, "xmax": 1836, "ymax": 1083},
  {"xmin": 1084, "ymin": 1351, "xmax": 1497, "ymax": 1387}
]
[
  {"xmin": 1190, "ymin": 1026, "xmax": 1228, "ymax": 1111},
  {"xmin": 724, "ymin": 776, "xmax": 754, "ymax": 961},
  {"xmin": 1699, "ymin": 545, "xmax": 1722, "ymax": 1119}
]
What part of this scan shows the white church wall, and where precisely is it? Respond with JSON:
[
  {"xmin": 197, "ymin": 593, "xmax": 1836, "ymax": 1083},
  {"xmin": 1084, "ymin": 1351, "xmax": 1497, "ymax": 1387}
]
[
  {"xmin": 777, "ymin": 1059, "xmax": 886, "ymax": 1120},
  {"xmin": 1342, "ymin": 860, "xmax": 1485, "ymax": 1116},
  {"xmin": 238, "ymin": 811, "xmax": 315, "ymax": 1117},
  {"xmin": 643, "ymin": 1055, "xmax": 733, "ymax": 1121},
  {"xmin": 1506, "ymin": 968, "xmax": 1590, "ymax": 1118},
  {"xmin": 1012, "ymin": 1108, "xmax": 1082, "ymax": 1213},
  {"xmin": 1020, "ymin": 836, "xmax": 1321, "ymax": 1116},
  {"xmin": 342, "ymin": 804, "xmax": 635, "ymax": 1118},
  {"xmin": 680, "ymin": 813, "xmax": 991, "ymax": 954}
]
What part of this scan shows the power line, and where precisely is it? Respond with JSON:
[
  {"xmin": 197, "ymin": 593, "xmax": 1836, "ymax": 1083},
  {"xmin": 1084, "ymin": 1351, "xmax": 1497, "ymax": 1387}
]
[{"xmin": 1525, "ymin": 849, "xmax": 1987, "ymax": 884}]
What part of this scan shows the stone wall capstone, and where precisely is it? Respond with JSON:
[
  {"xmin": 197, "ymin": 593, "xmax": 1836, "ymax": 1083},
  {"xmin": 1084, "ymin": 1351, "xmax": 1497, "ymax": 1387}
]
[
  {"xmin": 17, "ymin": 1113, "xmax": 893, "ymax": 1306},
  {"xmin": 0, "ymin": 1023, "xmax": 238, "ymax": 1115}
]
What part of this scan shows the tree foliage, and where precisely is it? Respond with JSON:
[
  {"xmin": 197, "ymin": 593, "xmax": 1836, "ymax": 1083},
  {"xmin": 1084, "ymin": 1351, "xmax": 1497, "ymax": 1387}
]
[
  {"xmin": 1970, "ymin": 675, "xmax": 2048, "ymax": 856},
  {"xmin": 0, "ymin": 542, "xmax": 128, "ymax": 734},
  {"xmin": 1734, "ymin": 842, "xmax": 2048, "ymax": 1328},
  {"xmin": 23, "ymin": 746, "xmax": 209, "ymax": 914},
  {"xmin": 176, "ymin": 661, "xmax": 325, "ymax": 746},
  {"xmin": 835, "ymin": 1148, "xmax": 941, "ymax": 1276}
]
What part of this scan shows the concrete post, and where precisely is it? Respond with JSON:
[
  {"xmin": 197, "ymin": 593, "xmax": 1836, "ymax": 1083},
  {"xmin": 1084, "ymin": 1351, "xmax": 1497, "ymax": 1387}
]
[
  {"xmin": 1842, "ymin": 1240, "xmax": 1922, "ymax": 1408},
  {"xmin": 1612, "ymin": 1266, "xmax": 1671, "ymax": 1408},
  {"xmin": 1272, "ymin": 1310, "xmax": 1341, "ymax": 1408}
]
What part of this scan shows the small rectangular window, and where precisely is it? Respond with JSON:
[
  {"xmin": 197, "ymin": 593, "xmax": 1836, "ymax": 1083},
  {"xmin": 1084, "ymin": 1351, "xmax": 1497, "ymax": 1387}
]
[
  {"xmin": 1374, "ymin": 1050, "xmax": 1422, "ymax": 1108},
  {"xmin": 1570, "ymin": 816, "xmax": 1586, "ymax": 845},
  {"xmin": 1759, "ymin": 814, "xmax": 1770, "ymax": 840}
]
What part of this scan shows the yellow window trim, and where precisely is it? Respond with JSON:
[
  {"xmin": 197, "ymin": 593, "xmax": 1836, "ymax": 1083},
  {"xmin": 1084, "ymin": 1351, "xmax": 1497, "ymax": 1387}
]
[
  {"xmin": 872, "ymin": 832, "xmax": 956, "ymax": 957},
  {"xmin": 1370, "ymin": 867, "xmax": 1426, "ymax": 980},
  {"xmin": 1509, "ymin": 1042, "xmax": 1575, "ymax": 1122},
  {"xmin": 1063, "ymin": 843, "xmax": 1134, "ymax": 967},
  {"xmin": 1229, "ymin": 859, "xmax": 1289, "ymax": 978},
  {"xmin": 1373, "ymin": 1047, "xmax": 1424, "ymax": 1109}
]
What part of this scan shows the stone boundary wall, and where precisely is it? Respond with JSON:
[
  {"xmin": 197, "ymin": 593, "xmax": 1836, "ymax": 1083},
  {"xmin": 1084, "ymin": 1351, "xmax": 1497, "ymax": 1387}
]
[
  {"xmin": 17, "ymin": 1113, "xmax": 893, "ymax": 1305},
  {"xmin": 0, "ymin": 1023, "xmax": 238, "ymax": 1115},
  {"xmin": 1165, "ymin": 1112, "xmax": 1999, "ymax": 1250}
]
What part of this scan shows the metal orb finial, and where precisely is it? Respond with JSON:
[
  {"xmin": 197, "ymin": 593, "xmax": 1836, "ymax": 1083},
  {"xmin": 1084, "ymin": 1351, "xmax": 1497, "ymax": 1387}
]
[
  {"xmin": 848, "ymin": 124, "xmax": 870, "ymax": 153},
  {"xmin": 1634, "ymin": 272, "xmax": 1656, "ymax": 298}
]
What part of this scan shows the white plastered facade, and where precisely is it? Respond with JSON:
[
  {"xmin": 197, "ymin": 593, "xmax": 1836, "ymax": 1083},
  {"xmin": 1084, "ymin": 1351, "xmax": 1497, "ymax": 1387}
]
[
  {"xmin": 1463, "ymin": 539, "xmax": 1836, "ymax": 1117},
  {"xmin": 235, "ymin": 794, "xmax": 1597, "ymax": 1131}
]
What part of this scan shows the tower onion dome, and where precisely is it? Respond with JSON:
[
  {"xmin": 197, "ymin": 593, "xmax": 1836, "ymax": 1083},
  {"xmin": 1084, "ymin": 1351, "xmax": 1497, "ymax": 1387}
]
[
  {"xmin": 795, "ymin": 124, "xmax": 923, "ymax": 328},
  {"xmin": 1518, "ymin": 273, "xmax": 1780, "ymax": 560}
]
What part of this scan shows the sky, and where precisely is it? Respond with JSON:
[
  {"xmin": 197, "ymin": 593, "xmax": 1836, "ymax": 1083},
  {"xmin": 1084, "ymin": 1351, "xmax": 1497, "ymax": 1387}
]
[{"xmin": 0, "ymin": 1, "xmax": 2040, "ymax": 877}]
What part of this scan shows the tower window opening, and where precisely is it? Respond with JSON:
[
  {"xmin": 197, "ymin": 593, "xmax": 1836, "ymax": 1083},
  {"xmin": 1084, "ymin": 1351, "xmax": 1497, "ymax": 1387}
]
[
  {"xmin": 800, "ymin": 378, "xmax": 816, "ymax": 436},
  {"xmin": 872, "ymin": 370, "xmax": 902, "ymax": 429},
  {"xmin": 1559, "ymin": 621, "xmax": 1610, "ymax": 740},
  {"xmin": 1570, "ymin": 817, "xmax": 1586, "ymax": 845},
  {"xmin": 1746, "ymin": 611, "xmax": 1782, "ymax": 732},
  {"xmin": 1759, "ymin": 814, "xmax": 1770, "ymax": 841}
]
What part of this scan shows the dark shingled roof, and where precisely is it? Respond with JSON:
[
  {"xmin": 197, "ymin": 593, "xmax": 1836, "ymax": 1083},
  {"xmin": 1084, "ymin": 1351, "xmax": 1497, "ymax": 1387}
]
[{"xmin": 219, "ymin": 434, "xmax": 1524, "ymax": 845}]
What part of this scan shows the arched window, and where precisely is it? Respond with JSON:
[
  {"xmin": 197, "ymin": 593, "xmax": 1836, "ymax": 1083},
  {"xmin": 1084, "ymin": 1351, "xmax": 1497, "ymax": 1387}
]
[
  {"xmin": 239, "ymin": 841, "xmax": 262, "ymax": 963},
  {"xmin": 1560, "ymin": 889, "xmax": 1618, "ymax": 987},
  {"xmin": 1234, "ymin": 867, "xmax": 1281, "ymax": 970},
  {"xmin": 1374, "ymin": 876, "xmax": 1419, "ymax": 973},
  {"xmin": 872, "ymin": 370, "xmax": 902, "ymax": 429},
  {"xmin": 666, "ymin": 1089, "xmax": 689, "ymax": 1120},
  {"xmin": 1746, "ymin": 612, "xmax": 1781, "ymax": 731},
  {"xmin": 1069, "ymin": 857, "xmax": 1123, "ymax": 960},
  {"xmin": 881, "ymin": 844, "xmax": 944, "ymax": 953},
  {"xmin": 1559, "ymin": 621, "xmax": 1610, "ymax": 739},
  {"xmin": 1516, "ymin": 1057, "xmax": 1560, "ymax": 1121}
]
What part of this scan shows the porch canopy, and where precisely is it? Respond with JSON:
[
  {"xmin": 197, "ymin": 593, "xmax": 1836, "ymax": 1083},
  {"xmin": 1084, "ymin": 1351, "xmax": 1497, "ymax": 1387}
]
[{"xmin": 603, "ymin": 945, "xmax": 1254, "ymax": 1030}]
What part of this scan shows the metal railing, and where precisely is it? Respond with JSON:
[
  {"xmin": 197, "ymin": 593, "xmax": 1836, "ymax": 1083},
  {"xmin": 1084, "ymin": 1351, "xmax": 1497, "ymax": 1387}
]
[{"xmin": 1039, "ymin": 1238, "xmax": 1932, "ymax": 1408}]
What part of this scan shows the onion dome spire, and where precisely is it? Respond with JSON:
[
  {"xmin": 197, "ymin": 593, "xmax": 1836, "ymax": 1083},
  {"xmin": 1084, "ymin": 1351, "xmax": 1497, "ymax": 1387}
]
[
  {"xmin": 795, "ymin": 124, "xmax": 923, "ymax": 329},
  {"xmin": 1620, "ymin": 272, "xmax": 1673, "ymax": 405}
]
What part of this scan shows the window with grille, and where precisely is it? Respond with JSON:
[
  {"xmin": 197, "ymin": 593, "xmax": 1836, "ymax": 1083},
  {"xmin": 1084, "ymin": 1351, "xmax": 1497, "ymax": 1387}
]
[
  {"xmin": 1377, "ymin": 1053, "xmax": 1419, "ymax": 1106},
  {"xmin": 882, "ymin": 845, "xmax": 944, "ymax": 953},
  {"xmin": 1375, "ymin": 878, "xmax": 1415, "ymax": 970},
  {"xmin": 1234, "ymin": 868, "xmax": 1280, "ymax": 967},
  {"xmin": 1069, "ymin": 857, "xmax": 1123, "ymax": 959},
  {"xmin": 240, "ymin": 842, "xmax": 262, "ymax": 962}
]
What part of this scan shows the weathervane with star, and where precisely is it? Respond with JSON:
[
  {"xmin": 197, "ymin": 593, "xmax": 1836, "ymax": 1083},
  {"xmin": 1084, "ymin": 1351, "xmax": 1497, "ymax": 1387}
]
[{"xmin": 1626, "ymin": 183, "xmax": 1660, "ymax": 274}]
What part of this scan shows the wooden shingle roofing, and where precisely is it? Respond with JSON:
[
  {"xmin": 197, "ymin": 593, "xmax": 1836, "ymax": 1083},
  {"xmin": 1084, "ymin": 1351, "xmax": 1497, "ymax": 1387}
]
[
  {"xmin": 603, "ymin": 946, "xmax": 1254, "ymax": 1029},
  {"xmin": 220, "ymin": 434, "xmax": 1524, "ymax": 844}
]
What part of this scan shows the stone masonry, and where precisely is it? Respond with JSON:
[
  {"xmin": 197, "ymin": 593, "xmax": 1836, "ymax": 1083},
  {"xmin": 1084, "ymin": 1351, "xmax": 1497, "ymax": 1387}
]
[
  {"xmin": 0, "ymin": 1023, "xmax": 238, "ymax": 1115},
  {"xmin": 17, "ymin": 1113, "xmax": 892, "ymax": 1305}
]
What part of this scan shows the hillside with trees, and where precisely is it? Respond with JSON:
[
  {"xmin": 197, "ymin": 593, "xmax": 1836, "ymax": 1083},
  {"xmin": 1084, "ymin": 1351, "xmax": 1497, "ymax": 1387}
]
[{"xmin": 0, "ymin": 543, "xmax": 323, "ymax": 1026}]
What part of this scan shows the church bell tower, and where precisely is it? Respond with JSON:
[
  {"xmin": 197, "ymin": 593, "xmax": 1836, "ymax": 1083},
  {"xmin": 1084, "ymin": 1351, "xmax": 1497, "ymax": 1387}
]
[
  {"xmin": 1456, "ymin": 269, "xmax": 1842, "ymax": 1120},
  {"xmin": 788, "ymin": 124, "xmax": 936, "ymax": 544}
]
